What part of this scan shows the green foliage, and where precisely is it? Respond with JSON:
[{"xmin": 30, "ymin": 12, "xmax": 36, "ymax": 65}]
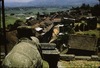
[
  {"xmin": 80, "ymin": 3, "xmax": 91, "ymax": 10},
  {"xmin": 5, "ymin": 15, "xmax": 25, "ymax": 27},
  {"xmin": 5, "ymin": 16, "xmax": 18, "ymax": 26},
  {"xmin": 91, "ymin": 4, "xmax": 100, "ymax": 16},
  {"xmin": 71, "ymin": 3, "xmax": 91, "ymax": 10},
  {"xmin": 75, "ymin": 29, "xmax": 100, "ymax": 38},
  {"xmin": 43, "ymin": 60, "xmax": 49, "ymax": 68}
]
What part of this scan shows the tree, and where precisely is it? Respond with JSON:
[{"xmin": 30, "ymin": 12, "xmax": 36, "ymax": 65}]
[{"xmin": 98, "ymin": 0, "xmax": 100, "ymax": 4}]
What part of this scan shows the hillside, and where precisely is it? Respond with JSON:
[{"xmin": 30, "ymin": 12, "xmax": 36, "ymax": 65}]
[{"xmin": 5, "ymin": 0, "xmax": 99, "ymax": 7}]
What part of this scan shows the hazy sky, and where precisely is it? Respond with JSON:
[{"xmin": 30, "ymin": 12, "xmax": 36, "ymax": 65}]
[
  {"xmin": 5, "ymin": 0, "xmax": 33, "ymax": 3},
  {"xmin": 5, "ymin": 0, "xmax": 99, "ymax": 3}
]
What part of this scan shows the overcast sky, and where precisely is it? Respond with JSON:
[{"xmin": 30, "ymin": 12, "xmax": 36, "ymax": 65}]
[
  {"xmin": 5, "ymin": 0, "xmax": 33, "ymax": 3},
  {"xmin": 5, "ymin": 0, "xmax": 99, "ymax": 3}
]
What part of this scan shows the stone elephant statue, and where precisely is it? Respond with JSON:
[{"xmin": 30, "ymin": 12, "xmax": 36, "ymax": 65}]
[{"xmin": 2, "ymin": 37, "xmax": 43, "ymax": 68}]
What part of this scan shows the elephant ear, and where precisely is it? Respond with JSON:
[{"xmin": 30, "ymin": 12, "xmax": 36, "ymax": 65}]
[
  {"xmin": 30, "ymin": 36, "xmax": 42, "ymax": 58},
  {"xmin": 31, "ymin": 36, "xmax": 40, "ymax": 45}
]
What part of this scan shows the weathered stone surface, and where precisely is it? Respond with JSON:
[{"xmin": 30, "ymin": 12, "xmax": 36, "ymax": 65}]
[
  {"xmin": 2, "ymin": 37, "xmax": 42, "ymax": 68},
  {"xmin": 68, "ymin": 35, "xmax": 97, "ymax": 51},
  {"xmin": 41, "ymin": 43, "xmax": 56, "ymax": 50},
  {"xmin": 60, "ymin": 54, "xmax": 75, "ymax": 61}
]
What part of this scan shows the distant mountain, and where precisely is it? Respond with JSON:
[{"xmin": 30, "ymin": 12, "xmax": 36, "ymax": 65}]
[
  {"xmin": 5, "ymin": 2, "xmax": 29, "ymax": 7},
  {"xmin": 5, "ymin": 0, "xmax": 99, "ymax": 7}
]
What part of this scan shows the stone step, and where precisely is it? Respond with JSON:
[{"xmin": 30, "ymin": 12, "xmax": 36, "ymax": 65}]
[
  {"xmin": 0, "ymin": 52, "xmax": 5, "ymax": 61},
  {"xmin": 60, "ymin": 54, "xmax": 100, "ymax": 61}
]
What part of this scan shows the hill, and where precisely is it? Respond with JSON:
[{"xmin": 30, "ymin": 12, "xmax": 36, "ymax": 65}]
[{"xmin": 5, "ymin": 0, "xmax": 99, "ymax": 7}]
